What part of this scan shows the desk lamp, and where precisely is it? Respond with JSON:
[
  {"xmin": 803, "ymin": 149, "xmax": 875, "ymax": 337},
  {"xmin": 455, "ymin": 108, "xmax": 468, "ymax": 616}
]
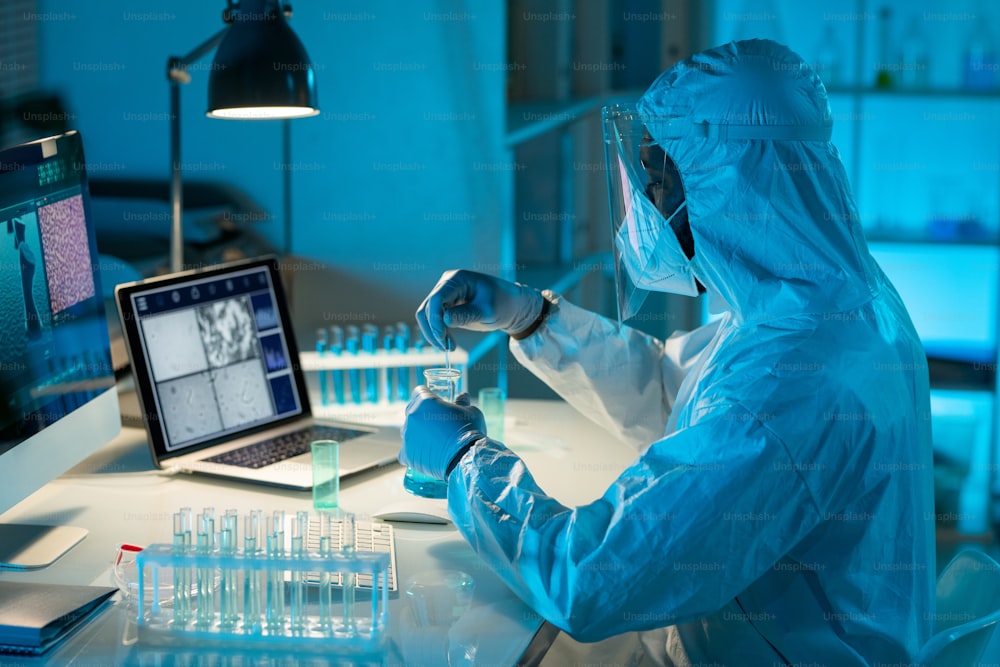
[{"xmin": 167, "ymin": 0, "xmax": 319, "ymax": 272}]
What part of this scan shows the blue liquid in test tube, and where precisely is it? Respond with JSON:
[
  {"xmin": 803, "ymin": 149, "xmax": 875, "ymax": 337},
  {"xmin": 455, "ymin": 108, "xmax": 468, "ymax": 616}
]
[
  {"xmin": 220, "ymin": 509, "xmax": 239, "ymax": 629},
  {"xmin": 346, "ymin": 326, "xmax": 361, "ymax": 405},
  {"xmin": 413, "ymin": 335, "xmax": 426, "ymax": 388},
  {"xmin": 290, "ymin": 511, "xmax": 308, "ymax": 633},
  {"xmin": 395, "ymin": 323, "xmax": 411, "ymax": 401},
  {"xmin": 316, "ymin": 328, "xmax": 329, "ymax": 406},
  {"xmin": 382, "ymin": 325, "xmax": 395, "ymax": 402},
  {"xmin": 330, "ymin": 326, "xmax": 345, "ymax": 405},
  {"xmin": 172, "ymin": 507, "xmax": 193, "ymax": 625},
  {"xmin": 361, "ymin": 324, "xmax": 378, "ymax": 403},
  {"xmin": 243, "ymin": 510, "xmax": 263, "ymax": 634}
]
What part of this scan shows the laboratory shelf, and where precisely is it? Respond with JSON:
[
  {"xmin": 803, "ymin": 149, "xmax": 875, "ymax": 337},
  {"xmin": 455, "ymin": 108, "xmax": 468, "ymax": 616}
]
[
  {"xmin": 827, "ymin": 86, "xmax": 1000, "ymax": 98},
  {"xmin": 299, "ymin": 348, "xmax": 469, "ymax": 427},
  {"xmin": 505, "ymin": 97, "xmax": 604, "ymax": 148},
  {"xmin": 299, "ymin": 348, "xmax": 467, "ymax": 372}
]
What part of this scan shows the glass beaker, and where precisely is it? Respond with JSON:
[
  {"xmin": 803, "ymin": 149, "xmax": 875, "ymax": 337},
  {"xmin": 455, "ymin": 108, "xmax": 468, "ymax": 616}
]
[{"xmin": 403, "ymin": 368, "xmax": 462, "ymax": 498}]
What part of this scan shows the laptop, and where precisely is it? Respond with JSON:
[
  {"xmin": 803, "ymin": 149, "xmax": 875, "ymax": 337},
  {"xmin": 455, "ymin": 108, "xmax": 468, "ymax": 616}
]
[{"xmin": 114, "ymin": 256, "xmax": 401, "ymax": 490}]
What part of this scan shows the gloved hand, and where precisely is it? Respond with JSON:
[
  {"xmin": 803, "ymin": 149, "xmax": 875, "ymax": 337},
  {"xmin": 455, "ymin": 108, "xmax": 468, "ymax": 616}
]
[
  {"xmin": 399, "ymin": 387, "xmax": 486, "ymax": 480},
  {"xmin": 416, "ymin": 269, "xmax": 544, "ymax": 350}
]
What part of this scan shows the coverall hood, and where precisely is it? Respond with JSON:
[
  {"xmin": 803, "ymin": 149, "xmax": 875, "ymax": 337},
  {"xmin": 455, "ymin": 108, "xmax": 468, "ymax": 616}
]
[{"xmin": 638, "ymin": 39, "xmax": 878, "ymax": 322}]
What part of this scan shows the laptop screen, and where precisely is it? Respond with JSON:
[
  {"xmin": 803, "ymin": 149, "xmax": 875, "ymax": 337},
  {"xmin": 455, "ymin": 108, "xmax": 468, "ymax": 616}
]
[{"xmin": 127, "ymin": 263, "xmax": 303, "ymax": 452}]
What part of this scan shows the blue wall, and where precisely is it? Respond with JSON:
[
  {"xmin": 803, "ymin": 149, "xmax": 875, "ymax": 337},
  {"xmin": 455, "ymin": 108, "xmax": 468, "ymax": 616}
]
[{"xmin": 35, "ymin": 0, "xmax": 507, "ymax": 326}]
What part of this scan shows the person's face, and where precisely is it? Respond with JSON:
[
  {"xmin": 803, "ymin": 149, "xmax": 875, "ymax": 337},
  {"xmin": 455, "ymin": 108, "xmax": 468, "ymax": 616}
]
[{"xmin": 639, "ymin": 131, "xmax": 684, "ymax": 220}]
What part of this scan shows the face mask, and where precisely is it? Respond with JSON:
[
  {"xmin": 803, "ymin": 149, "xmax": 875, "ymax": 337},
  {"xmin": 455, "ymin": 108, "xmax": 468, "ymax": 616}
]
[{"xmin": 615, "ymin": 161, "xmax": 700, "ymax": 297}]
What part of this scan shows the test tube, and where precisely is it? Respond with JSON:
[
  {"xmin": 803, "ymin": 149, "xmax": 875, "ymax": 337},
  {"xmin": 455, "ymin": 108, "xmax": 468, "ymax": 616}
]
[
  {"xmin": 316, "ymin": 328, "xmax": 329, "ymax": 406},
  {"xmin": 395, "ymin": 323, "xmax": 411, "ymax": 401},
  {"xmin": 361, "ymin": 324, "xmax": 379, "ymax": 403},
  {"xmin": 219, "ymin": 509, "xmax": 239, "ymax": 629},
  {"xmin": 339, "ymin": 511, "xmax": 357, "ymax": 637},
  {"xmin": 266, "ymin": 510, "xmax": 286, "ymax": 632},
  {"xmin": 172, "ymin": 507, "xmax": 193, "ymax": 625},
  {"xmin": 243, "ymin": 510, "xmax": 264, "ymax": 634},
  {"xmin": 346, "ymin": 326, "xmax": 361, "ymax": 405},
  {"xmin": 290, "ymin": 511, "xmax": 309, "ymax": 633},
  {"xmin": 195, "ymin": 507, "xmax": 216, "ymax": 627},
  {"xmin": 382, "ymin": 325, "xmax": 395, "ymax": 402},
  {"xmin": 330, "ymin": 326, "xmax": 345, "ymax": 405},
  {"xmin": 413, "ymin": 334, "xmax": 426, "ymax": 388},
  {"xmin": 317, "ymin": 513, "xmax": 336, "ymax": 633}
]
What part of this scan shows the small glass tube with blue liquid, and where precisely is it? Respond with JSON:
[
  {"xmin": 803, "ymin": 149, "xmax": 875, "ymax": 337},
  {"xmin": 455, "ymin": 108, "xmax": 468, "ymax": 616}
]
[
  {"xmin": 346, "ymin": 326, "xmax": 361, "ymax": 404},
  {"xmin": 329, "ymin": 325, "xmax": 345, "ymax": 405},
  {"xmin": 338, "ymin": 511, "xmax": 358, "ymax": 637},
  {"xmin": 172, "ymin": 507, "xmax": 193, "ymax": 625},
  {"xmin": 382, "ymin": 325, "xmax": 395, "ymax": 402},
  {"xmin": 395, "ymin": 322, "xmax": 411, "ymax": 401},
  {"xmin": 289, "ymin": 511, "xmax": 309, "ymax": 633},
  {"xmin": 219, "ymin": 508, "xmax": 239, "ymax": 629},
  {"xmin": 242, "ymin": 509, "xmax": 264, "ymax": 634},
  {"xmin": 265, "ymin": 510, "xmax": 286, "ymax": 633},
  {"xmin": 195, "ymin": 508, "xmax": 216, "ymax": 627},
  {"xmin": 316, "ymin": 328, "xmax": 329, "ymax": 406},
  {"xmin": 361, "ymin": 324, "xmax": 379, "ymax": 403}
]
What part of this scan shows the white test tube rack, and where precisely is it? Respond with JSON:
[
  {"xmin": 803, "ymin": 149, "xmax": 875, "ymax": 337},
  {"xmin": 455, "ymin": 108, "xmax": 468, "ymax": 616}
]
[
  {"xmin": 299, "ymin": 347, "xmax": 468, "ymax": 422},
  {"xmin": 134, "ymin": 532, "xmax": 390, "ymax": 651}
]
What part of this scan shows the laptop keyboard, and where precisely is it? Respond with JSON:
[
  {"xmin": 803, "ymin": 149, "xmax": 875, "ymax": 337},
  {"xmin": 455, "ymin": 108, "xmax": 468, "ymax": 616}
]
[{"xmin": 203, "ymin": 425, "xmax": 372, "ymax": 469}]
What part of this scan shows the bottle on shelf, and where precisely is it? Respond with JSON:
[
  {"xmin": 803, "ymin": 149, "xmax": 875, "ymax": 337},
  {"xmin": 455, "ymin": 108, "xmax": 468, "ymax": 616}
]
[
  {"xmin": 813, "ymin": 23, "xmax": 843, "ymax": 89},
  {"xmin": 962, "ymin": 7, "xmax": 997, "ymax": 90},
  {"xmin": 875, "ymin": 6, "xmax": 894, "ymax": 89},
  {"xmin": 898, "ymin": 15, "xmax": 930, "ymax": 89}
]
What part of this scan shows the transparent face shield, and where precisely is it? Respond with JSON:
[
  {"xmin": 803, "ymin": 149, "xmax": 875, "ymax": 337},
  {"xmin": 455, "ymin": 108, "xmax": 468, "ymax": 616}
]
[{"xmin": 602, "ymin": 103, "xmax": 699, "ymax": 323}]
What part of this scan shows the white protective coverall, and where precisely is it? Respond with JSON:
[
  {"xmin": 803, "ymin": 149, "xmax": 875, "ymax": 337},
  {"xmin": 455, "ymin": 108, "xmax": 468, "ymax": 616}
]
[{"xmin": 447, "ymin": 39, "xmax": 936, "ymax": 665}]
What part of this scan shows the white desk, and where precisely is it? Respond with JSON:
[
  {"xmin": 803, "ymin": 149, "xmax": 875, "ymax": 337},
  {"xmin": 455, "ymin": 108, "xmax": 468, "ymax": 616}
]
[{"xmin": 0, "ymin": 399, "xmax": 636, "ymax": 666}]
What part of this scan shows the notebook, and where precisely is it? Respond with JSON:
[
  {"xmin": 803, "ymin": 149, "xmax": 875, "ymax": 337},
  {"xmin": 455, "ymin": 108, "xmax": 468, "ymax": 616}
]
[
  {"xmin": 0, "ymin": 581, "xmax": 116, "ymax": 655},
  {"xmin": 114, "ymin": 256, "xmax": 401, "ymax": 490}
]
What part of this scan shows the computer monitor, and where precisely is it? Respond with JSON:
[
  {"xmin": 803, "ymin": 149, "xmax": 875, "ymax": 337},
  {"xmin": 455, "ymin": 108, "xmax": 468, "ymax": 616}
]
[
  {"xmin": 0, "ymin": 130, "xmax": 121, "ymax": 569},
  {"xmin": 867, "ymin": 241, "xmax": 999, "ymax": 365}
]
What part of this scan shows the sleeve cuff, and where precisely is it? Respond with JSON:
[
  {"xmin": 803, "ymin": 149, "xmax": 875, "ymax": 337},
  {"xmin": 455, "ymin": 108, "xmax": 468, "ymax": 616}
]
[
  {"xmin": 445, "ymin": 435, "xmax": 484, "ymax": 478},
  {"xmin": 510, "ymin": 293, "xmax": 552, "ymax": 341}
]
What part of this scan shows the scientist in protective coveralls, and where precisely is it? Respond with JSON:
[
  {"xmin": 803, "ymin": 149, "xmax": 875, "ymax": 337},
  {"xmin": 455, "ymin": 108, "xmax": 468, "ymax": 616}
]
[{"xmin": 400, "ymin": 39, "xmax": 935, "ymax": 665}]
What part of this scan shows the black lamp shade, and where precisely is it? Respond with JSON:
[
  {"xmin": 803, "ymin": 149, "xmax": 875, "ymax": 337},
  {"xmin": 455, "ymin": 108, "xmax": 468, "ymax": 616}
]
[{"xmin": 207, "ymin": 2, "xmax": 319, "ymax": 119}]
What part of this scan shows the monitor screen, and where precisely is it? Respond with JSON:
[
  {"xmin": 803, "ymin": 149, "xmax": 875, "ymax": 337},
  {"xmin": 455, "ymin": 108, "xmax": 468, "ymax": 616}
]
[
  {"xmin": 868, "ymin": 241, "xmax": 999, "ymax": 365},
  {"xmin": 125, "ymin": 263, "xmax": 304, "ymax": 452},
  {"xmin": 0, "ymin": 131, "xmax": 120, "ymax": 568}
]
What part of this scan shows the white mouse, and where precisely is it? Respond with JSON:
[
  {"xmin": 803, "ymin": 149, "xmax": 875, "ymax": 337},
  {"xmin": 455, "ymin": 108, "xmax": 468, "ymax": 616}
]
[{"xmin": 372, "ymin": 498, "xmax": 453, "ymax": 525}]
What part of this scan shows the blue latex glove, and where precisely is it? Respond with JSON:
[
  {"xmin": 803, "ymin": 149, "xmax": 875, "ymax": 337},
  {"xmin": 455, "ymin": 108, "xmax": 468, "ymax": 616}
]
[
  {"xmin": 399, "ymin": 387, "xmax": 486, "ymax": 480},
  {"xmin": 416, "ymin": 269, "xmax": 544, "ymax": 350}
]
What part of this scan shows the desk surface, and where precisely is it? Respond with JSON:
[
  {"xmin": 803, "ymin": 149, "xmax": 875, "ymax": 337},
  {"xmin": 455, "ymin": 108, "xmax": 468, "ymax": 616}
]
[{"xmin": 0, "ymin": 399, "xmax": 636, "ymax": 666}]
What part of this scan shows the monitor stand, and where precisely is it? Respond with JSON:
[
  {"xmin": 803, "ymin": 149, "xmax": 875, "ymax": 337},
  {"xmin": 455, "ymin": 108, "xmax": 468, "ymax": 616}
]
[{"xmin": 0, "ymin": 524, "xmax": 88, "ymax": 569}]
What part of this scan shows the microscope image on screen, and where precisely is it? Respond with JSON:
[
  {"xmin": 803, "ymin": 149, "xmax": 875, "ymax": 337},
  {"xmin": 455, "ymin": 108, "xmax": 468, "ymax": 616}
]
[
  {"xmin": 143, "ymin": 294, "xmax": 275, "ymax": 447},
  {"xmin": 36, "ymin": 194, "xmax": 94, "ymax": 314},
  {"xmin": 197, "ymin": 296, "xmax": 258, "ymax": 368}
]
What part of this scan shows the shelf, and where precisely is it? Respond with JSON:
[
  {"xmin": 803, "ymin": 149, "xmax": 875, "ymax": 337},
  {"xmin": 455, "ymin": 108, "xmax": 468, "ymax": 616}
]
[
  {"xmin": 299, "ymin": 348, "xmax": 467, "ymax": 371},
  {"xmin": 865, "ymin": 234, "xmax": 1000, "ymax": 246},
  {"xmin": 827, "ymin": 86, "xmax": 1000, "ymax": 99},
  {"xmin": 516, "ymin": 253, "xmax": 614, "ymax": 293},
  {"xmin": 504, "ymin": 97, "xmax": 604, "ymax": 147}
]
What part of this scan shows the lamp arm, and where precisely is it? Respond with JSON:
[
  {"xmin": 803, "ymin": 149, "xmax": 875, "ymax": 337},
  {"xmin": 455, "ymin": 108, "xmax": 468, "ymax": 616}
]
[
  {"xmin": 166, "ymin": 26, "xmax": 228, "ymax": 273},
  {"xmin": 167, "ymin": 28, "xmax": 229, "ymax": 84}
]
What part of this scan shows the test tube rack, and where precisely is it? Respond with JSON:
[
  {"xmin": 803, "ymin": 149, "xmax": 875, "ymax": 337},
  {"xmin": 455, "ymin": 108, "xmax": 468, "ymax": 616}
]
[
  {"xmin": 134, "ymin": 512, "xmax": 390, "ymax": 653},
  {"xmin": 300, "ymin": 346, "xmax": 468, "ymax": 424}
]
